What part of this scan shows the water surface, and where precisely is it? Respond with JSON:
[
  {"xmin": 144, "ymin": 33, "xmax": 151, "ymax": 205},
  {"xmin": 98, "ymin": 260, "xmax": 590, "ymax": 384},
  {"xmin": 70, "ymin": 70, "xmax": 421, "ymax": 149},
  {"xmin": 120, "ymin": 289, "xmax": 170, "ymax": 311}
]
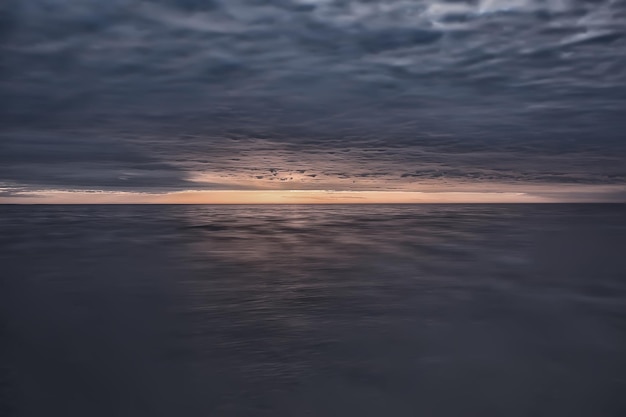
[{"xmin": 1, "ymin": 204, "xmax": 625, "ymax": 416}]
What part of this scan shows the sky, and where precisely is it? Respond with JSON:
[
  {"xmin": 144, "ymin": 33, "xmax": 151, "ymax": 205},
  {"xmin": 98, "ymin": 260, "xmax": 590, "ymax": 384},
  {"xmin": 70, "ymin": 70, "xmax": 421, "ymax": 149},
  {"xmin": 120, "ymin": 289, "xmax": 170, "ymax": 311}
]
[{"xmin": 1, "ymin": 0, "xmax": 625, "ymax": 203}]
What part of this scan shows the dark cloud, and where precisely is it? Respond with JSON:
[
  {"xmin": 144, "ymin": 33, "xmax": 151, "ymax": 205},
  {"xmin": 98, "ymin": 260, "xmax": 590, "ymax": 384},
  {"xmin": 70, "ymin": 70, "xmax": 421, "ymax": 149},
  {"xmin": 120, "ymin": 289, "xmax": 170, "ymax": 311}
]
[
  {"xmin": 0, "ymin": 131, "xmax": 194, "ymax": 190},
  {"xmin": 1, "ymin": 0, "xmax": 625, "ymax": 195}
]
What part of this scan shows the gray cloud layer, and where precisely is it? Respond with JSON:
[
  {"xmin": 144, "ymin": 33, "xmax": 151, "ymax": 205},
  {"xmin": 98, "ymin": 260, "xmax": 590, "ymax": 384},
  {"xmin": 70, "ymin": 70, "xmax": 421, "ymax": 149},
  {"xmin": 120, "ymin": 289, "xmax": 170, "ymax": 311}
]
[{"xmin": 1, "ymin": 0, "xmax": 625, "ymax": 193}]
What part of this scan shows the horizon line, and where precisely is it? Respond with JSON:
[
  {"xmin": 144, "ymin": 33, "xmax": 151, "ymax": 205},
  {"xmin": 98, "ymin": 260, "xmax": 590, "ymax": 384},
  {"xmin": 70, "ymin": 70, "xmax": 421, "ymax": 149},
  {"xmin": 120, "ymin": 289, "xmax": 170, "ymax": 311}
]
[
  {"xmin": 2, "ymin": 202, "xmax": 625, "ymax": 206},
  {"xmin": 1, "ymin": 188, "xmax": 624, "ymax": 204}
]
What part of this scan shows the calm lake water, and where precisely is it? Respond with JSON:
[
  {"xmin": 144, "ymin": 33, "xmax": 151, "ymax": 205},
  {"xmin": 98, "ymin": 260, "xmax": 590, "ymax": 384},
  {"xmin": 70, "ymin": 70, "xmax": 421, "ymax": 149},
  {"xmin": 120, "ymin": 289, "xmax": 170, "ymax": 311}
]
[{"xmin": 1, "ymin": 204, "xmax": 626, "ymax": 416}]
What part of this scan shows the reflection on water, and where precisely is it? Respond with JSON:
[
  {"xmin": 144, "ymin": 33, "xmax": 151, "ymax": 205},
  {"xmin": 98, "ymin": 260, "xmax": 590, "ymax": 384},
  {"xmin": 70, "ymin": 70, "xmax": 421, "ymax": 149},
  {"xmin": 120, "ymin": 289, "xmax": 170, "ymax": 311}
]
[{"xmin": 1, "ymin": 205, "xmax": 626, "ymax": 416}]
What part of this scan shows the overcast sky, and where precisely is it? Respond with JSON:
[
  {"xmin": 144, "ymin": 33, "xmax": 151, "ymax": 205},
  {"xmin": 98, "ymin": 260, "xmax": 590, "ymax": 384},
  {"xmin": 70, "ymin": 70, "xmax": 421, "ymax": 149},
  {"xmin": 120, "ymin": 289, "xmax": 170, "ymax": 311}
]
[{"xmin": 1, "ymin": 0, "xmax": 625, "ymax": 202}]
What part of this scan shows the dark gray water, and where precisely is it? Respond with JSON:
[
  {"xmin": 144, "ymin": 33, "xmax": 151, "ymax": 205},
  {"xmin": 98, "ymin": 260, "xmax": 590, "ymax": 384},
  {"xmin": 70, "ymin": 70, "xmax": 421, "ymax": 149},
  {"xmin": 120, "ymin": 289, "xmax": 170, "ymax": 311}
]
[{"xmin": 1, "ymin": 204, "xmax": 626, "ymax": 416}]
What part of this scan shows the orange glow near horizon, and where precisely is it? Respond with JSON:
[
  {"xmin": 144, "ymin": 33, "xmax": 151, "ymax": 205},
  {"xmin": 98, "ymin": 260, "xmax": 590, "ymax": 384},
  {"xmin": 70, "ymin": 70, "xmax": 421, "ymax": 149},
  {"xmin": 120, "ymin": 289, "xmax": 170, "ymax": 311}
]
[
  {"xmin": 0, "ymin": 189, "xmax": 566, "ymax": 204},
  {"xmin": 158, "ymin": 190, "xmax": 549, "ymax": 204},
  {"xmin": 1, "ymin": 183, "xmax": 623, "ymax": 204}
]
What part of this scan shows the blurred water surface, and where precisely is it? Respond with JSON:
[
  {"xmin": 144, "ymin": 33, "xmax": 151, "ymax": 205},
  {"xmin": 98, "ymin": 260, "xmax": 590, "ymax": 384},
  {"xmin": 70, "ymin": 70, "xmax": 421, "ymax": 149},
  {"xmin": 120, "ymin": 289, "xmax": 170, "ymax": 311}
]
[{"xmin": 1, "ymin": 204, "xmax": 626, "ymax": 416}]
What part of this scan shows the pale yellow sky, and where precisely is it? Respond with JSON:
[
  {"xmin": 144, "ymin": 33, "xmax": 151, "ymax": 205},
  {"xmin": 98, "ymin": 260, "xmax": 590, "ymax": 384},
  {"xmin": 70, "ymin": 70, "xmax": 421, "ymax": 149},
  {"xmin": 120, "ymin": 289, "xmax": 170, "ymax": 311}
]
[{"xmin": 1, "ymin": 185, "xmax": 624, "ymax": 204}]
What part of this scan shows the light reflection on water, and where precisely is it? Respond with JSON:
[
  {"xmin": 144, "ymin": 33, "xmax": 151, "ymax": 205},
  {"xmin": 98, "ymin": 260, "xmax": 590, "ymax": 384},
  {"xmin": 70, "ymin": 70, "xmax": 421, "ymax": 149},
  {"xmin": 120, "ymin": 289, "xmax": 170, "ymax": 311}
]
[{"xmin": 1, "ymin": 205, "xmax": 626, "ymax": 416}]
